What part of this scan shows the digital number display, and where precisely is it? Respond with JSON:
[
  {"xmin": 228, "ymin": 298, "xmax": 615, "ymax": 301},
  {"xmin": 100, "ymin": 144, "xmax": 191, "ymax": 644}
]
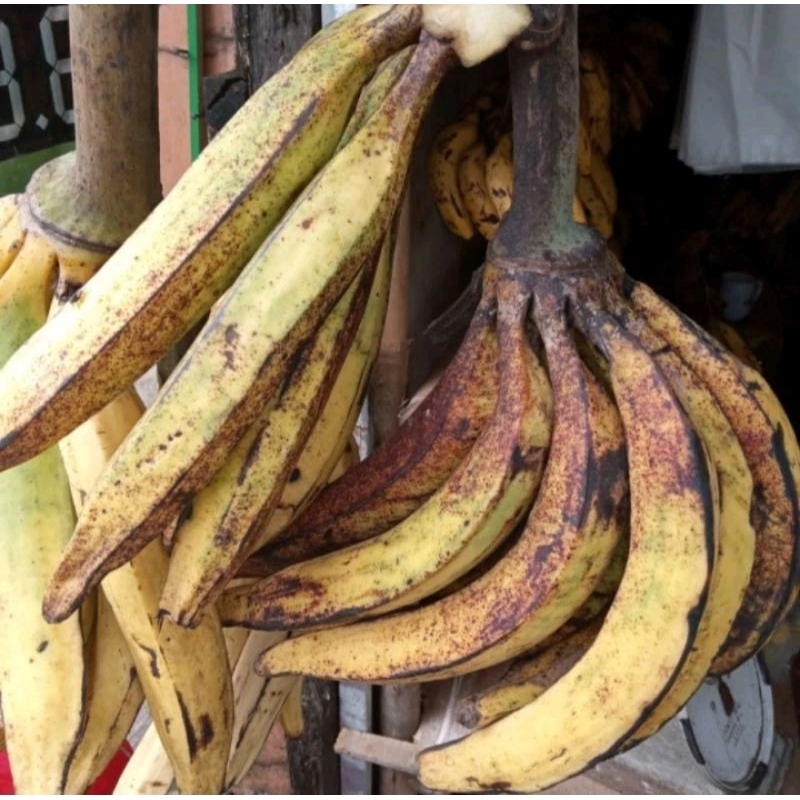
[{"xmin": 0, "ymin": 6, "xmax": 73, "ymax": 162}]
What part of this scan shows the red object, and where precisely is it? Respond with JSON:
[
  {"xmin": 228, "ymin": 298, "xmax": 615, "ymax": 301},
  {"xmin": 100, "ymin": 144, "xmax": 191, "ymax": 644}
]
[{"xmin": 0, "ymin": 741, "xmax": 132, "ymax": 794}]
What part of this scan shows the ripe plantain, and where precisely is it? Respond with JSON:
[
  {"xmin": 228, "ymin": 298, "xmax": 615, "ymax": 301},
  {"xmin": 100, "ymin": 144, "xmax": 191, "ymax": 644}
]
[
  {"xmin": 159, "ymin": 247, "xmax": 381, "ymax": 627},
  {"xmin": 250, "ymin": 279, "xmax": 627, "ymax": 683},
  {"xmin": 417, "ymin": 312, "xmax": 717, "ymax": 793},
  {"xmin": 0, "ymin": 230, "xmax": 85, "ymax": 794},
  {"xmin": 220, "ymin": 270, "xmax": 551, "ymax": 631},
  {"xmin": 0, "ymin": 5, "xmax": 423, "ymax": 471},
  {"xmin": 239, "ymin": 290, "xmax": 499, "ymax": 579},
  {"xmin": 43, "ymin": 33, "xmax": 458, "ymax": 624},
  {"xmin": 627, "ymin": 278, "xmax": 800, "ymax": 673},
  {"xmin": 608, "ymin": 296, "xmax": 755, "ymax": 744},
  {"xmin": 457, "ymin": 618, "xmax": 600, "ymax": 730}
]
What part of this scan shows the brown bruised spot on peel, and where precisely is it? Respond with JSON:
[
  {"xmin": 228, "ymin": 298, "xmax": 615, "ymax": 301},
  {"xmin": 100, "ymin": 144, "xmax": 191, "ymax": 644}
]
[
  {"xmin": 36, "ymin": 639, "xmax": 49, "ymax": 653},
  {"xmin": 134, "ymin": 638, "xmax": 161, "ymax": 678}
]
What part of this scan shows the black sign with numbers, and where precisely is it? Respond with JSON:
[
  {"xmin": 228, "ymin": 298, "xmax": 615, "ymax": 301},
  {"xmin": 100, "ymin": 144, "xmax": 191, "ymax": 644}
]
[{"xmin": 0, "ymin": 6, "xmax": 73, "ymax": 162}]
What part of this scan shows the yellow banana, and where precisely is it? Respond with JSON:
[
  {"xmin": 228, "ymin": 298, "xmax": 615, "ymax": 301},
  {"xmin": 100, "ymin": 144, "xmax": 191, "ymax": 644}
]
[
  {"xmin": 417, "ymin": 311, "xmax": 717, "ymax": 794},
  {"xmin": 43, "ymin": 33, "xmax": 456, "ymax": 624},
  {"xmin": 0, "ymin": 230, "xmax": 85, "ymax": 794},
  {"xmin": 458, "ymin": 140, "xmax": 500, "ymax": 240},
  {"xmin": 484, "ymin": 132, "xmax": 513, "ymax": 218},
  {"xmin": 0, "ymin": 5, "xmax": 423, "ymax": 471},
  {"xmin": 428, "ymin": 118, "xmax": 480, "ymax": 239}
]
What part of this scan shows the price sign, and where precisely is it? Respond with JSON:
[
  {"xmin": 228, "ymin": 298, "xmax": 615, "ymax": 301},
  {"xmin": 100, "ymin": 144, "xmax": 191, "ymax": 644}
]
[{"xmin": 0, "ymin": 6, "xmax": 73, "ymax": 163}]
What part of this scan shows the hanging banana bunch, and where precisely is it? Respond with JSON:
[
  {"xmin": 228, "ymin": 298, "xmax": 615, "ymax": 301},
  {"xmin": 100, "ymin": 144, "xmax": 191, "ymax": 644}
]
[
  {"xmin": 220, "ymin": 8, "xmax": 799, "ymax": 794},
  {"xmin": 429, "ymin": 47, "xmax": 617, "ymax": 241}
]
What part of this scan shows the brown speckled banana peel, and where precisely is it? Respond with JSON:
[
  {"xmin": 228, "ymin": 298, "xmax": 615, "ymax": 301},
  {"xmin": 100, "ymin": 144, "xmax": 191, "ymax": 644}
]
[
  {"xmin": 457, "ymin": 618, "xmax": 600, "ymax": 730},
  {"xmin": 43, "ymin": 35, "xmax": 455, "ymax": 625},
  {"xmin": 626, "ymin": 278, "xmax": 800, "ymax": 673},
  {"xmin": 608, "ymin": 296, "xmax": 754, "ymax": 745},
  {"xmin": 240, "ymin": 287, "xmax": 499, "ymax": 579},
  {"xmin": 159, "ymin": 251, "xmax": 380, "ymax": 627},
  {"xmin": 251, "ymin": 281, "xmax": 624, "ymax": 682},
  {"xmin": 244, "ymin": 238, "xmax": 391, "ymax": 558},
  {"xmin": 416, "ymin": 311, "xmax": 716, "ymax": 795},
  {"xmin": 0, "ymin": 5, "xmax": 422, "ymax": 472},
  {"xmin": 220, "ymin": 270, "xmax": 550, "ymax": 631},
  {"xmin": 0, "ymin": 233, "xmax": 85, "ymax": 794}
]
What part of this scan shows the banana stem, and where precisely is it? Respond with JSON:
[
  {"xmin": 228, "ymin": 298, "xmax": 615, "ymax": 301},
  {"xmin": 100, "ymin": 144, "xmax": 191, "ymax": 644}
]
[
  {"xmin": 25, "ymin": 6, "xmax": 161, "ymax": 256},
  {"xmin": 70, "ymin": 5, "xmax": 161, "ymax": 239},
  {"xmin": 491, "ymin": 5, "xmax": 595, "ymax": 264}
]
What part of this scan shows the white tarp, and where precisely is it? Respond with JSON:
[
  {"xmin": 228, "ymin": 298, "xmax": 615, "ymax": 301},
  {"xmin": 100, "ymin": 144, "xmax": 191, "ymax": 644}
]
[{"xmin": 677, "ymin": 4, "xmax": 800, "ymax": 174}]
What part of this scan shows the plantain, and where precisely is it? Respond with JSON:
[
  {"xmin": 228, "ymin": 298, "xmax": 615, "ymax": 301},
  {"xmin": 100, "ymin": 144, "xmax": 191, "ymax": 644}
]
[
  {"xmin": 43, "ymin": 32, "xmax": 458, "ymax": 624},
  {"xmin": 0, "ymin": 5, "xmax": 424, "ymax": 471}
]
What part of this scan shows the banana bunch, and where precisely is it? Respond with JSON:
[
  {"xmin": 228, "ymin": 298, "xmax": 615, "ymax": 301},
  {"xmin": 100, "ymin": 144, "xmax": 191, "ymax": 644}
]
[
  {"xmin": 218, "ymin": 10, "xmax": 800, "ymax": 793},
  {"xmin": 429, "ymin": 48, "xmax": 617, "ymax": 242},
  {"xmin": 0, "ymin": 5, "xmax": 535, "ymax": 793}
]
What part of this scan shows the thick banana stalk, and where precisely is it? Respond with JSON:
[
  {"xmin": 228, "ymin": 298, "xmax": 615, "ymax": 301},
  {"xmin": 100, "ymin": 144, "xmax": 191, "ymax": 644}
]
[
  {"xmin": 0, "ymin": 232, "xmax": 85, "ymax": 794},
  {"xmin": 44, "ymin": 33, "xmax": 457, "ymax": 624},
  {"xmin": 240, "ymin": 291, "xmax": 498, "ymax": 578},
  {"xmin": 0, "ymin": 5, "xmax": 423, "ymax": 471},
  {"xmin": 160, "ymin": 258, "xmax": 378, "ymax": 626}
]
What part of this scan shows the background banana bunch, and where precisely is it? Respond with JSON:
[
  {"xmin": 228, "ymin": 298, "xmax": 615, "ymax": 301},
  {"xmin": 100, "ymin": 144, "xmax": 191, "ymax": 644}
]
[
  {"xmin": 428, "ymin": 47, "xmax": 617, "ymax": 243},
  {"xmin": 0, "ymin": 4, "xmax": 535, "ymax": 794}
]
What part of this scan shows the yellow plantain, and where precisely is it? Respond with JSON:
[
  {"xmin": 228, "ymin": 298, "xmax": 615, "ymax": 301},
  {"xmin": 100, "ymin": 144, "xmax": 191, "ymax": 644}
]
[
  {"xmin": 0, "ymin": 199, "xmax": 24, "ymax": 278},
  {"xmin": 0, "ymin": 231, "xmax": 85, "ymax": 794},
  {"xmin": 457, "ymin": 618, "xmax": 600, "ymax": 730},
  {"xmin": 485, "ymin": 132, "xmax": 513, "ymax": 219},
  {"xmin": 159, "ymin": 252, "xmax": 380, "ymax": 627},
  {"xmin": 239, "ymin": 289, "xmax": 499, "ymax": 579},
  {"xmin": 626, "ymin": 278, "xmax": 800, "ymax": 673},
  {"xmin": 220, "ymin": 271, "xmax": 551, "ymax": 631},
  {"xmin": 417, "ymin": 311, "xmax": 716, "ymax": 794},
  {"xmin": 43, "ymin": 34, "xmax": 457, "ymax": 624},
  {"xmin": 250, "ymin": 282, "xmax": 625, "ymax": 683},
  {"xmin": 0, "ymin": 5, "xmax": 423, "ymax": 471},
  {"xmin": 611, "ymin": 295, "xmax": 755, "ymax": 744}
]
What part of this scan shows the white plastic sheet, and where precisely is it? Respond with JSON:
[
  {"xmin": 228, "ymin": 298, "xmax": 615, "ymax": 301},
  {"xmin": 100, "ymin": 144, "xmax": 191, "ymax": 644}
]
[{"xmin": 677, "ymin": 5, "xmax": 800, "ymax": 174}]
